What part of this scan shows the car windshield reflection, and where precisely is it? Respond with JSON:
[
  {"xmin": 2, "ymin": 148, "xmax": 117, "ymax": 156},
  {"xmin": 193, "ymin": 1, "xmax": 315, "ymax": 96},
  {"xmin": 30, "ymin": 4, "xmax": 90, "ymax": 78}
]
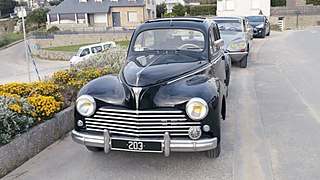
[
  {"xmin": 133, "ymin": 29, "xmax": 205, "ymax": 52},
  {"xmin": 214, "ymin": 19, "xmax": 242, "ymax": 32}
]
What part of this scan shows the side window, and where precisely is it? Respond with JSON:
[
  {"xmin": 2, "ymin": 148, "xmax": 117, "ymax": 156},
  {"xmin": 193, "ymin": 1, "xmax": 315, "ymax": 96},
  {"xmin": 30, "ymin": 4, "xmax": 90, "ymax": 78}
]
[
  {"xmin": 103, "ymin": 44, "xmax": 111, "ymax": 49},
  {"xmin": 80, "ymin": 48, "xmax": 90, "ymax": 57},
  {"xmin": 91, "ymin": 46, "xmax": 102, "ymax": 53},
  {"xmin": 210, "ymin": 26, "xmax": 218, "ymax": 54}
]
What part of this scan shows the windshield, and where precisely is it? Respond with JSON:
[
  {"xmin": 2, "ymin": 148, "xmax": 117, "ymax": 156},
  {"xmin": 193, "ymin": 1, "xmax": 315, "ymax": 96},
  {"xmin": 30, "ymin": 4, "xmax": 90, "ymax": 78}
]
[
  {"xmin": 75, "ymin": 49, "xmax": 83, "ymax": 56},
  {"xmin": 214, "ymin": 19, "xmax": 243, "ymax": 32},
  {"xmin": 133, "ymin": 29, "xmax": 205, "ymax": 52},
  {"xmin": 248, "ymin": 16, "xmax": 264, "ymax": 22}
]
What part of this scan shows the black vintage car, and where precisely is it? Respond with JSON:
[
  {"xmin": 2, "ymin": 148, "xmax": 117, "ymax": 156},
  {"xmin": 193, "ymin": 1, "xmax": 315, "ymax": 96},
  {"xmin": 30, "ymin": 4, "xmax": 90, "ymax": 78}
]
[{"xmin": 72, "ymin": 17, "xmax": 229, "ymax": 158}]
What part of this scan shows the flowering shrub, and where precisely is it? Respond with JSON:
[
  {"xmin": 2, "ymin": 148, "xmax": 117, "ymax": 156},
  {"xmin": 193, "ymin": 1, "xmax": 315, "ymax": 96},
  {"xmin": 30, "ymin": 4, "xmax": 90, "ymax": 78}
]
[
  {"xmin": 0, "ymin": 82, "xmax": 63, "ymax": 102},
  {"xmin": 50, "ymin": 67, "xmax": 109, "ymax": 105},
  {"xmin": 0, "ymin": 96, "xmax": 34, "ymax": 144},
  {"xmin": 77, "ymin": 46, "xmax": 127, "ymax": 72},
  {"xmin": 0, "ymin": 82, "xmax": 64, "ymax": 121},
  {"xmin": 28, "ymin": 95, "xmax": 63, "ymax": 121}
]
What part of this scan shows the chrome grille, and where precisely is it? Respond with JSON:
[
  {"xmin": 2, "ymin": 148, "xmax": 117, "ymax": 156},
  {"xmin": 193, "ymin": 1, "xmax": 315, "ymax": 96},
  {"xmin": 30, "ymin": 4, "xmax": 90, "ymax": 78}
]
[{"xmin": 85, "ymin": 107, "xmax": 201, "ymax": 137}]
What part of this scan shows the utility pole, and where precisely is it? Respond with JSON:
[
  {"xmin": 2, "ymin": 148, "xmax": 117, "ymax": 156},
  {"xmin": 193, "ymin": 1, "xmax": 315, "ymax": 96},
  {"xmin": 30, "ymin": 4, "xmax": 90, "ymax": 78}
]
[{"xmin": 21, "ymin": 7, "xmax": 31, "ymax": 83}]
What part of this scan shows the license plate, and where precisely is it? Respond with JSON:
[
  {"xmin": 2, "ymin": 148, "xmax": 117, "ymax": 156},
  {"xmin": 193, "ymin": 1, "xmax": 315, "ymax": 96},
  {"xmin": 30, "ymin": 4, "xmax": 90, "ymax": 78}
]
[{"xmin": 111, "ymin": 139, "xmax": 162, "ymax": 152}]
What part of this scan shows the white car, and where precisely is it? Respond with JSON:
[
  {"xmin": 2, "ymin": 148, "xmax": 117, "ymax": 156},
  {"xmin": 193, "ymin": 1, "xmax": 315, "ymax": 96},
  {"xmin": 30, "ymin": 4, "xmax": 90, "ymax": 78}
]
[{"xmin": 70, "ymin": 41, "xmax": 116, "ymax": 66}]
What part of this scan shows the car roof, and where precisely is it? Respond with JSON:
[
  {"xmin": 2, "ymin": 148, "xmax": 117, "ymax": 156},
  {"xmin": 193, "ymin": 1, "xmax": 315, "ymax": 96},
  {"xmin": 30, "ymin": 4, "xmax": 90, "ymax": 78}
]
[
  {"xmin": 140, "ymin": 17, "xmax": 215, "ymax": 32},
  {"xmin": 213, "ymin": 16, "xmax": 244, "ymax": 20},
  {"xmin": 79, "ymin": 41, "xmax": 115, "ymax": 49}
]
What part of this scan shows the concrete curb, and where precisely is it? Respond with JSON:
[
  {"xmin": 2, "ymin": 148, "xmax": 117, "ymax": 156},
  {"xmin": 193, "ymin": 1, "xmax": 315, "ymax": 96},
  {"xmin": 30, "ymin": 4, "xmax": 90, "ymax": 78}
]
[
  {"xmin": 0, "ymin": 39, "xmax": 24, "ymax": 51},
  {"xmin": 0, "ymin": 106, "xmax": 74, "ymax": 178}
]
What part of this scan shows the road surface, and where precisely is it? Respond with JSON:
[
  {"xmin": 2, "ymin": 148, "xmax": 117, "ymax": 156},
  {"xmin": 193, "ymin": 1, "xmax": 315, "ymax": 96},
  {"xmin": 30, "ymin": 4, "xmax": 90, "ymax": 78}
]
[
  {"xmin": 0, "ymin": 42, "xmax": 69, "ymax": 84},
  {"xmin": 3, "ymin": 28, "xmax": 320, "ymax": 180}
]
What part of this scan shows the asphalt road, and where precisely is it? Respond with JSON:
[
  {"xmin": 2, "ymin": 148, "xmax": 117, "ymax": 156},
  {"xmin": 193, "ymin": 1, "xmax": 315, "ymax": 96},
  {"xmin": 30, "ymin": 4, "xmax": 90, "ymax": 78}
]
[
  {"xmin": 0, "ymin": 42, "xmax": 69, "ymax": 84},
  {"xmin": 3, "ymin": 28, "xmax": 320, "ymax": 180}
]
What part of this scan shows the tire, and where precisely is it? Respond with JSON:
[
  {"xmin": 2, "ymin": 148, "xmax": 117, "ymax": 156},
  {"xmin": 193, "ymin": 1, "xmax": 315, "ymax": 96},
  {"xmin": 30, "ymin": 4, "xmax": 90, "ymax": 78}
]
[
  {"xmin": 86, "ymin": 146, "xmax": 104, "ymax": 152},
  {"xmin": 239, "ymin": 55, "xmax": 248, "ymax": 68},
  {"xmin": 206, "ymin": 143, "xmax": 221, "ymax": 158},
  {"xmin": 267, "ymin": 30, "xmax": 270, "ymax": 36},
  {"xmin": 260, "ymin": 29, "xmax": 266, "ymax": 38}
]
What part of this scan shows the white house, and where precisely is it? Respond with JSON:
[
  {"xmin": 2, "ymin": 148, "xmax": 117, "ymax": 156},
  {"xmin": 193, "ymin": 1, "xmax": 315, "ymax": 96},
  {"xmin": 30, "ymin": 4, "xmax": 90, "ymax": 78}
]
[{"xmin": 216, "ymin": 0, "xmax": 271, "ymax": 17}]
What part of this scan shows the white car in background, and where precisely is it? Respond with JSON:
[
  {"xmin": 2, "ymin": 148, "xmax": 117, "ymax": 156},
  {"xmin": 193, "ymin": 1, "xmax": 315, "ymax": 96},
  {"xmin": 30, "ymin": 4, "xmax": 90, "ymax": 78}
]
[{"xmin": 70, "ymin": 41, "xmax": 116, "ymax": 66}]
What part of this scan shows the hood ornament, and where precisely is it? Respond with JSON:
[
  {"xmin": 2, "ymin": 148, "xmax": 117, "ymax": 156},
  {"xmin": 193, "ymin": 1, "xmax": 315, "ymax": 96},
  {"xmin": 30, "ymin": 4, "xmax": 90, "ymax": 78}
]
[{"xmin": 132, "ymin": 87, "xmax": 142, "ymax": 110}]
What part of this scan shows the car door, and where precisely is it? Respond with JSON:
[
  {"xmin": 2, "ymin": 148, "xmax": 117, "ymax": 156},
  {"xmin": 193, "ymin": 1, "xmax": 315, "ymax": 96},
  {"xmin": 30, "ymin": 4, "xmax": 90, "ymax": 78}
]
[{"xmin": 209, "ymin": 24, "xmax": 226, "ymax": 89}]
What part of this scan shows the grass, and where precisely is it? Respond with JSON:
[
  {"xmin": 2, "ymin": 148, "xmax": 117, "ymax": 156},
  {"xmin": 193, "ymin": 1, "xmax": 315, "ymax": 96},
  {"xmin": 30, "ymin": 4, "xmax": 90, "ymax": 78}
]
[
  {"xmin": 0, "ymin": 33, "xmax": 24, "ymax": 48},
  {"xmin": 42, "ymin": 44, "xmax": 92, "ymax": 52},
  {"xmin": 42, "ymin": 40, "xmax": 130, "ymax": 52}
]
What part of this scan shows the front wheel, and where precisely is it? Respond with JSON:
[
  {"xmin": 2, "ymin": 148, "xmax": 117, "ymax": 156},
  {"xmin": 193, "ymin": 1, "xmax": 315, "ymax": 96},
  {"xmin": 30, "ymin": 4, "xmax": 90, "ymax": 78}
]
[
  {"xmin": 206, "ymin": 143, "xmax": 221, "ymax": 158},
  {"xmin": 86, "ymin": 146, "xmax": 104, "ymax": 152},
  {"xmin": 239, "ymin": 55, "xmax": 248, "ymax": 68}
]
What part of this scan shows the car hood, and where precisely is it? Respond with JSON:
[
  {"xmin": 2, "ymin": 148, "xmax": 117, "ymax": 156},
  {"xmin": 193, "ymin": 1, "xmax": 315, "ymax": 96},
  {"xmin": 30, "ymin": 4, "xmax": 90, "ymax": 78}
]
[
  {"xmin": 122, "ymin": 52, "xmax": 206, "ymax": 87},
  {"xmin": 249, "ymin": 22, "xmax": 264, "ymax": 28},
  {"xmin": 220, "ymin": 31, "xmax": 245, "ymax": 50}
]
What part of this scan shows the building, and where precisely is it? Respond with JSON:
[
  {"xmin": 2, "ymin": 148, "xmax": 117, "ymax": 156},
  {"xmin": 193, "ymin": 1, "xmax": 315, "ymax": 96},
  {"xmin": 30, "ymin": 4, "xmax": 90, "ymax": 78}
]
[
  {"xmin": 47, "ymin": 0, "xmax": 156, "ymax": 31},
  {"xmin": 216, "ymin": 0, "xmax": 271, "ymax": 17}
]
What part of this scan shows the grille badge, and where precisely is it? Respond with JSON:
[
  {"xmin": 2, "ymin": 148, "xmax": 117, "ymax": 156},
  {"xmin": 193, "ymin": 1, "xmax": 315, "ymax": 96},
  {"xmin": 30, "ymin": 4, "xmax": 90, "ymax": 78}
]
[{"xmin": 133, "ymin": 87, "xmax": 142, "ymax": 110}]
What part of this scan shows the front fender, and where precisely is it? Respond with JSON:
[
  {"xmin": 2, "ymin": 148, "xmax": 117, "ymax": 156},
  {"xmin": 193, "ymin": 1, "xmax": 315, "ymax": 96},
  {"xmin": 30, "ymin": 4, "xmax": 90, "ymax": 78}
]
[
  {"xmin": 154, "ymin": 74, "xmax": 219, "ymax": 107},
  {"xmin": 77, "ymin": 75, "xmax": 127, "ymax": 105}
]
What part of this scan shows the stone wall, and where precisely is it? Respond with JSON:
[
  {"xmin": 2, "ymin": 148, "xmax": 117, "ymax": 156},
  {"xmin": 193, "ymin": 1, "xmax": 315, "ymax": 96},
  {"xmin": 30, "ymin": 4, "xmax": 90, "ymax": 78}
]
[
  {"xmin": 270, "ymin": 5, "xmax": 320, "ymax": 29},
  {"xmin": 0, "ymin": 106, "xmax": 74, "ymax": 178},
  {"xmin": 28, "ymin": 32, "xmax": 132, "ymax": 54},
  {"xmin": 270, "ymin": 14, "xmax": 320, "ymax": 29}
]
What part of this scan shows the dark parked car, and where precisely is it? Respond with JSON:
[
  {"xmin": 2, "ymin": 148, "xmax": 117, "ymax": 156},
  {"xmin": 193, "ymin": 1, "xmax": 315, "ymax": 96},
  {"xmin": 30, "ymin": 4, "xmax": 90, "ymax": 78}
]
[
  {"xmin": 213, "ymin": 16, "xmax": 252, "ymax": 68},
  {"xmin": 72, "ymin": 17, "xmax": 229, "ymax": 158},
  {"xmin": 247, "ymin": 15, "xmax": 270, "ymax": 38}
]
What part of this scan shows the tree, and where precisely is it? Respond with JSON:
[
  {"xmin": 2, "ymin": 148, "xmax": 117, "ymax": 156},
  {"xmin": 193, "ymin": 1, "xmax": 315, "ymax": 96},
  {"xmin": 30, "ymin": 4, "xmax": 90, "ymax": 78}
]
[
  {"xmin": 0, "ymin": 0, "xmax": 18, "ymax": 17},
  {"xmin": 156, "ymin": 3, "xmax": 166, "ymax": 18},
  {"xmin": 306, "ymin": 0, "xmax": 320, "ymax": 5},
  {"xmin": 271, "ymin": 0, "xmax": 286, "ymax": 7},
  {"xmin": 172, "ymin": 3, "xmax": 185, "ymax": 17},
  {"xmin": 26, "ymin": 8, "xmax": 50, "ymax": 29},
  {"xmin": 49, "ymin": 0, "xmax": 64, "ymax": 6}
]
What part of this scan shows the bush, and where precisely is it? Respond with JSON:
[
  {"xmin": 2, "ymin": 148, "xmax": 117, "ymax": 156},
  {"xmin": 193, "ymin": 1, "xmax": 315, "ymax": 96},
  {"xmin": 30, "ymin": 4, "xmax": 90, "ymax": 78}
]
[
  {"xmin": 50, "ymin": 67, "xmax": 110, "ymax": 105},
  {"xmin": 27, "ymin": 95, "xmax": 63, "ymax": 121},
  {"xmin": 77, "ymin": 46, "xmax": 127, "ymax": 72},
  {"xmin": 188, "ymin": 4, "xmax": 216, "ymax": 16},
  {"xmin": 47, "ymin": 26, "xmax": 60, "ymax": 33},
  {"xmin": 0, "ymin": 96, "xmax": 34, "ymax": 144},
  {"xmin": 0, "ymin": 82, "xmax": 64, "ymax": 120}
]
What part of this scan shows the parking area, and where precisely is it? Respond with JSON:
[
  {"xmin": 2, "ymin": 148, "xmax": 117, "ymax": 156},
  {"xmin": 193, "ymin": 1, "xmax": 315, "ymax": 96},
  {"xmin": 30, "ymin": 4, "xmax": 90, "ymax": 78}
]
[{"xmin": 3, "ymin": 28, "xmax": 320, "ymax": 180}]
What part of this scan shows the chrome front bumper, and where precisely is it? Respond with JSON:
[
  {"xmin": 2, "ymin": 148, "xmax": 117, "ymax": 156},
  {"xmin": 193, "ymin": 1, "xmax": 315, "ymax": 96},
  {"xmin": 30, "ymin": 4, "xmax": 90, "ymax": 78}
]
[
  {"xmin": 72, "ymin": 130, "xmax": 217, "ymax": 156},
  {"xmin": 227, "ymin": 51, "xmax": 248, "ymax": 62}
]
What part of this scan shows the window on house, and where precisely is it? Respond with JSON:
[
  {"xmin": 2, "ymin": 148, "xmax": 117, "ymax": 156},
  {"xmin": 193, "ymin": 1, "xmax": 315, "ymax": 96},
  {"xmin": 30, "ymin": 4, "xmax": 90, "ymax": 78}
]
[
  {"xmin": 152, "ymin": 0, "xmax": 155, "ymax": 5},
  {"xmin": 251, "ymin": 0, "xmax": 260, "ymax": 9},
  {"xmin": 77, "ymin": 13, "xmax": 86, "ymax": 24},
  {"xmin": 49, "ymin": 14, "xmax": 58, "ymax": 23},
  {"xmin": 110, "ymin": 0, "xmax": 118, "ymax": 2},
  {"xmin": 79, "ymin": 0, "xmax": 87, "ymax": 3},
  {"xmin": 128, "ymin": 11, "xmax": 138, "ymax": 22},
  {"xmin": 95, "ymin": 0, "xmax": 103, "ymax": 2},
  {"xmin": 147, "ymin": 0, "xmax": 150, "ymax": 4},
  {"xmin": 128, "ymin": 0, "xmax": 136, "ymax": 2},
  {"xmin": 225, "ymin": 0, "xmax": 234, "ymax": 10}
]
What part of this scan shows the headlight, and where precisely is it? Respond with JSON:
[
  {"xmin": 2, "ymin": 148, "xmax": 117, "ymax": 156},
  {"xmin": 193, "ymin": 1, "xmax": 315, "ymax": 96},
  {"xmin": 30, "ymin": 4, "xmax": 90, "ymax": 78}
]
[
  {"xmin": 256, "ymin": 24, "xmax": 264, "ymax": 28},
  {"xmin": 76, "ymin": 95, "xmax": 96, "ymax": 117},
  {"xmin": 186, "ymin": 98, "xmax": 208, "ymax": 121},
  {"xmin": 228, "ymin": 40, "xmax": 246, "ymax": 51}
]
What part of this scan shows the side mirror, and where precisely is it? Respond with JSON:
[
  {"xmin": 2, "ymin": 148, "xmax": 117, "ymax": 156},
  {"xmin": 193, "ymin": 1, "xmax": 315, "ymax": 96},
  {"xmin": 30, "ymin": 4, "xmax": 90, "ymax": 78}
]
[{"xmin": 214, "ymin": 39, "xmax": 224, "ymax": 48}]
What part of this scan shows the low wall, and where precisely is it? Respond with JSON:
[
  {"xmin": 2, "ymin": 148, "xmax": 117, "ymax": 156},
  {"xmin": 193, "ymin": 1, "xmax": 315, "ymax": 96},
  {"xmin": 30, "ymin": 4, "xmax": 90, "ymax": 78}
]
[
  {"xmin": 28, "ymin": 32, "xmax": 132, "ymax": 54},
  {"xmin": 33, "ymin": 50, "xmax": 75, "ymax": 61},
  {"xmin": 270, "ymin": 5, "xmax": 320, "ymax": 29},
  {"xmin": 0, "ymin": 106, "xmax": 74, "ymax": 178}
]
